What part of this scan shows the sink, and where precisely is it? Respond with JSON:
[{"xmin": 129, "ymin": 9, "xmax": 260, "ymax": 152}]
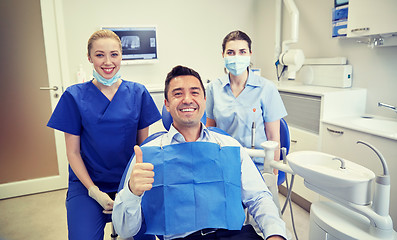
[
  {"xmin": 351, "ymin": 117, "xmax": 397, "ymax": 134},
  {"xmin": 287, "ymin": 151, "xmax": 376, "ymax": 205}
]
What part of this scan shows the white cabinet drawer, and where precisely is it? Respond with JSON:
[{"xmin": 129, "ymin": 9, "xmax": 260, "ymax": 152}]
[{"xmin": 289, "ymin": 126, "xmax": 320, "ymax": 152}]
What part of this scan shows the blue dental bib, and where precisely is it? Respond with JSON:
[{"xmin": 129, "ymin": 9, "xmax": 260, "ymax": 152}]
[{"xmin": 141, "ymin": 141, "xmax": 245, "ymax": 236}]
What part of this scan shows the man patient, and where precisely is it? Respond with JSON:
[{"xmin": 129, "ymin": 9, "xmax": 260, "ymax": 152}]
[{"xmin": 112, "ymin": 65, "xmax": 287, "ymax": 240}]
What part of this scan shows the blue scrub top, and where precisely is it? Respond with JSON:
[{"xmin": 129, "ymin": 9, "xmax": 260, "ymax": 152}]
[
  {"xmin": 206, "ymin": 69, "xmax": 287, "ymax": 166},
  {"xmin": 47, "ymin": 80, "xmax": 161, "ymax": 192}
]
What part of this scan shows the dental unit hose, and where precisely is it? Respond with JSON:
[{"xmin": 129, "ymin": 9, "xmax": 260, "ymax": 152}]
[
  {"xmin": 278, "ymin": 146, "xmax": 299, "ymax": 239},
  {"xmin": 357, "ymin": 140, "xmax": 389, "ymax": 176},
  {"xmin": 357, "ymin": 140, "xmax": 391, "ymax": 218}
]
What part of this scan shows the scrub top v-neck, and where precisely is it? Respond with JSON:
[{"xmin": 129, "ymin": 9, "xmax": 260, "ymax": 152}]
[{"xmin": 47, "ymin": 80, "xmax": 161, "ymax": 192}]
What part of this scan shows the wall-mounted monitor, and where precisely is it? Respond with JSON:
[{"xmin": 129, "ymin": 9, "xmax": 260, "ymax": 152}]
[{"xmin": 102, "ymin": 26, "xmax": 158, "ymax": 65}]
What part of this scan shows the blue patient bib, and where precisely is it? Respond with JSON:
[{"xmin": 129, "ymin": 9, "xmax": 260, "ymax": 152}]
[{"xmin": 141, "ymin": 141, "xmax": 245, "ymax": 236}]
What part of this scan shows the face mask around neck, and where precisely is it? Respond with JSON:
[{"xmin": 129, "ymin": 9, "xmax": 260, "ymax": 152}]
[{"xmin": 93, "ymin": 69, "xmax": 121, "ymax": 86}]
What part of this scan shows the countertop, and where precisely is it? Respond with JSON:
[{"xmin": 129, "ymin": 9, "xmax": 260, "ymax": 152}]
[
  {"xmin": 275, "ymin": 80, "xmax": 364, "ymax": 96},
  {"xmin": 275, "ymin": 81, "xmax": 397, "ymax": 141},
  {"xmin": 322, "ymin": 115, "xmax": 397, "ymax": 141}
]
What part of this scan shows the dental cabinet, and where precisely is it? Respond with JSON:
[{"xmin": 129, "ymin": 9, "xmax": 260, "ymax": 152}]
[
  {"xmin": 277, "ymin": 82, "xmax": 367, "ymax": 206},
  {"xmin": 347, "ymin": 0, "xmax": 397, "ymax": 37},
  {"xmin": 278, "ymin": 82, "xmax": 397, "ymax": 230},
  {"xmin": 346, "ymin": 0, "xmax": 397, "ymax": 46}
]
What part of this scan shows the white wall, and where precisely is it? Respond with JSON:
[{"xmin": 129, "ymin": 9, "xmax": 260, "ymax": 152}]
[
  {"xmin": 60, "ymin": 0, "xmax": 397, "ymax": 118},
  {"xmin": 61, "ymin": 0, "xmax": 258, "ymax": 89}
]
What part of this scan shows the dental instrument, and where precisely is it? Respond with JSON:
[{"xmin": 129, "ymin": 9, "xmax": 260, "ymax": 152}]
[{"xmin": 251, "ymin": 122, "xmax": 256, "ymax": 149}]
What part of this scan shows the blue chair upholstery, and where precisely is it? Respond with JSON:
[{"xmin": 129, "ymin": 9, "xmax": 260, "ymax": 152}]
[{"xmin": 278, "ymin": 118, "xmax": 290, "ymax": 185}]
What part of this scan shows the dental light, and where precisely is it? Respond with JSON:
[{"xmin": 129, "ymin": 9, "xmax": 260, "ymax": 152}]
[{"xmin": 275, "ymin": 0, "xmax": 305, "ymax": 80}]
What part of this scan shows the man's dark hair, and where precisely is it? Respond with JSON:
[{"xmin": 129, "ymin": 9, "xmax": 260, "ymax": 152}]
[{"xmin": 164, "ymin": 65, "xmax": 205, "ymax": 100}]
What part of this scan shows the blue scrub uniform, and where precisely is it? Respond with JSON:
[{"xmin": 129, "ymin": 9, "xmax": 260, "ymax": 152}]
[
  {"xmin": 206, "ymin": 69, "xmax": 287, "ymax": 169},
  {"xmin": 47, "ymin": 80, "xmax": 161, "ymax": 240}
]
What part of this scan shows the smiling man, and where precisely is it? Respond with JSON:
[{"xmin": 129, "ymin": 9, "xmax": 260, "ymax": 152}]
[
  {"xmin": 112, "ymin": 65, "xmax": 287, "ymax": 240},
  {"xmin": 163, "ymin": 67, "xmax": 207, "ymax": 141}
]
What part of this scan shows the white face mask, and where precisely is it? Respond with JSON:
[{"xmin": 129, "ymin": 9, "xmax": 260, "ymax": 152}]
[
  {"xmin": 224, "ymin": 56, "xmax": 251, "ymax": 76},
  {"xmin": 93, "ymin": 69, "xmax": 121, "ymax": 86}
]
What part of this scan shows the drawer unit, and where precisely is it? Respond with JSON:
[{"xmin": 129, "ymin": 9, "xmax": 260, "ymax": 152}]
[{"xmin": 280, "ymin": 91, "xmax": 321, "ymax": 134}]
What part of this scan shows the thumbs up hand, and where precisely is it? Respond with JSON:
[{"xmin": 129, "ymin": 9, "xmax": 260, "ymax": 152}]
[{"xmin": 129, "ymin": 145, "xmax": 154, "ymax": 196}]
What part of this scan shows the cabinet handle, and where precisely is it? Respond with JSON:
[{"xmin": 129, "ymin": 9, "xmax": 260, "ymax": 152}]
[
  {"xmin": 291, "ymin": 139, "xmax": 298, "ymax": 143},
  {"xmin": 327, "ymin": 127, "xmax": 344, "ymax": 135},
  {"xmin": 351, "ymin": 27, "xmax": 370, "ymax": 33}
]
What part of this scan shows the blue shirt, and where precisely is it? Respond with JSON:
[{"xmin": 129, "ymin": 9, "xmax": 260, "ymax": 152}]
[
  {"xmin": 47, "ymin": 80, "xmax": 161, "ymax": 192},
  {"xmin": 206, "ymin": 70, "xmax": 287, "ymax": 167},
  {"xmin": 112, "ymin": 124, "xmax": 287, "ymax": 240}
]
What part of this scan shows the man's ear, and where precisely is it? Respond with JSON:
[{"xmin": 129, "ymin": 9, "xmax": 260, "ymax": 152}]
[{"xmin": 164, "ymin": 99, "xmax": 170, "ymax": 112}]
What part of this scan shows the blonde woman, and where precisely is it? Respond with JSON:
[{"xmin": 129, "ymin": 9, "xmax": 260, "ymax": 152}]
[{"xmin": 47, "ymin": 29, "xmax": 161, "ymax": 239}]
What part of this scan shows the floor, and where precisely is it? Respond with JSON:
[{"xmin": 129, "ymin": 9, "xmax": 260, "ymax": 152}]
[{"xmin": 0, "ymin": 189, "xmax": 309, "ymax": 240}]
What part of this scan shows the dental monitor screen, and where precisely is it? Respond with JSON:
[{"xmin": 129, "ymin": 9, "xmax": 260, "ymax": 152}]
[{"xmin": 102, "ymin": 26, "xmax": 158, "ymax": 65}]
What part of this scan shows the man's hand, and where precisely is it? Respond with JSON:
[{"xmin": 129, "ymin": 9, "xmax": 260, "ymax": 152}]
[{"xmin": 129, "ymin": 145, "xmax": 154, "ymax": 196}]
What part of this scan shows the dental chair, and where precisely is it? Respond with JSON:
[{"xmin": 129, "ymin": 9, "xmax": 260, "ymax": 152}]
[
  {"xmin": 115, "ymin": 106, "xmax": 289, "ymax": 239},
  {"xmin": 160, "ymin": 107, "xmax": 291, "ymax": 234}
]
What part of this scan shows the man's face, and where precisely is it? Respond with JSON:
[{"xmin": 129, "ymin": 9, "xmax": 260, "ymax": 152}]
[{"xmin": 164, "ymin": 75, "xmax": 206, "ymax": 130}]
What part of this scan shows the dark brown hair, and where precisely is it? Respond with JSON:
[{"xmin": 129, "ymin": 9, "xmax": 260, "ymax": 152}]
[{"xmin": 222, "ymin": 30, "xmax": 252, "ymax": 53}]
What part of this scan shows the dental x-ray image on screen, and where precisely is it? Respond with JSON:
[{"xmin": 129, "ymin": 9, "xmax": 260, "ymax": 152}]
[
  {"xmin": 121, "ymin": 36, "xmax": 141, "ymax": 50},
  {"xmin": 102, "ymin": 26, "xmax": 158, "ymax": 64}
]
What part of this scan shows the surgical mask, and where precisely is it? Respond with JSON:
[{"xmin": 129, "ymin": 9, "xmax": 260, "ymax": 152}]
[
  {"xmin": 224, "ymin": 56, "xmax": 251, "ymax": 76},
  {"xmin": 92, "ymin": 69, "xmax": 121, "ymax": 86}
]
